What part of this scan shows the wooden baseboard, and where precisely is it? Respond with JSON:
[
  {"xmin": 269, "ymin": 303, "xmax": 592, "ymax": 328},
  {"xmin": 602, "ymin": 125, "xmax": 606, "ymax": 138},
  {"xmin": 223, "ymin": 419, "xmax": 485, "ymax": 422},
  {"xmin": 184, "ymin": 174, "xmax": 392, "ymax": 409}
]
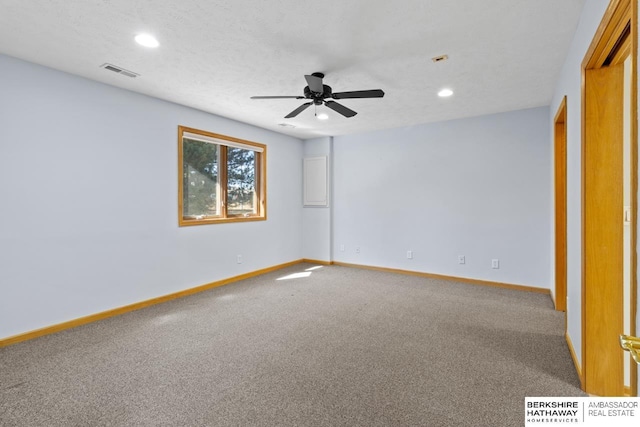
[
  {"xmin": 565, "ymin": 331, "xmax": 584, "ymax": 388},
  {"xmin": 0, "ymin": 258, "xmax": 550, "ymax": 348},
  {"xmin": 0, "ymin": 259, "xmax": 304, "ymax": 348},
  {"xmin": 331, "ymin": 261, "xmax": 550, "ymax": 294},
  {"xmin": 301, "ymin": 258, "xmax": 333, "ymax": 266}
]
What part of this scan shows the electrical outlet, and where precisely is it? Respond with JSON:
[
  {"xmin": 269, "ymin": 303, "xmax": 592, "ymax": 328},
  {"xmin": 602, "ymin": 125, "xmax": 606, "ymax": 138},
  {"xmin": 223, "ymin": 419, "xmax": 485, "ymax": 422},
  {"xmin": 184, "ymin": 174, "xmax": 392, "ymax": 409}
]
[
  {"xmin": 407, "ymin": 250, "xmax": 413, "ymax": 259},
  {"xmin": 237, "ymin": 255, "xmax": 243, "ymax": 264},
  {"xmin": 340, "ymin": 244, "xmax": 345, "ymax": 252},
  {"xmin": 492, "ymin": 259, "xmax": 499, "ymax": 269},
  {"xmin": 355, "ymin": 247, "xmax": 360, "ymax": 254},
  {"xmin": 458, "ymin": 255, "xmax": 465, "ymax": 264}
]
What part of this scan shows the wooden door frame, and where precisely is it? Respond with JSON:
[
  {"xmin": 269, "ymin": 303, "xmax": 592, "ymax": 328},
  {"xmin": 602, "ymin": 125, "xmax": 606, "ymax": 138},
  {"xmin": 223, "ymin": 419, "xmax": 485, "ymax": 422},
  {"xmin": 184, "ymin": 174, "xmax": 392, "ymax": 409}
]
[
  {"xmin": 581, "ymin": 0, "xmax": 637, "ymax": 396},
  {"xmin": 555, "ymin": 96, "xmax": 568, "ymax": 313}
]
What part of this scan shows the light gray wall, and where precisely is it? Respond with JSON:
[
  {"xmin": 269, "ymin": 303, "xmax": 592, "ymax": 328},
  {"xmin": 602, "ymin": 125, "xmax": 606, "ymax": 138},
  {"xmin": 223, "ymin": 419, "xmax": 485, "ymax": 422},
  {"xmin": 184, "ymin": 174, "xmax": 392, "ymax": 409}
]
[
  {"xmin": 0, "ymin": 54, "xmax": 304, "ymax": 340},
  {"xmin": 332, "ymin": 107, "xmax": 551, "ymax": 289},
  {"xmin": 302, "ymin": 137, "xmax": 332, "ymax": 262},
  {"xmin": 549, "ymin": 0, "xmax": 613, "ymax": 370}
]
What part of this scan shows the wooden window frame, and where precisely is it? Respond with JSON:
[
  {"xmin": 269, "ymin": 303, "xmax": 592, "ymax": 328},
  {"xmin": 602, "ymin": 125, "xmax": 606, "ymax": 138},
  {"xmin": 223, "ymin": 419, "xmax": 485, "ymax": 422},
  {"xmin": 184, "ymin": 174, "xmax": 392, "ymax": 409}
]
[{"xmin": 178, "ymin": 125, "xmax": 267, "ymax": 226}]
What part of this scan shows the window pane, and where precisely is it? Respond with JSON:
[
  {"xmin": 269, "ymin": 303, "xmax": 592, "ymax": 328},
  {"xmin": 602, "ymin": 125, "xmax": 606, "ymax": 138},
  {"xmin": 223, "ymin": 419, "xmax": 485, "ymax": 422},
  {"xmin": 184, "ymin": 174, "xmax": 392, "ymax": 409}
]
[
  {"xmin": 227, "ymin": 147, "xmax": 256, "ymax": 216},
  {"xmin": 183, "ymin": 138, "xmax": 218, "ymax": 218}
]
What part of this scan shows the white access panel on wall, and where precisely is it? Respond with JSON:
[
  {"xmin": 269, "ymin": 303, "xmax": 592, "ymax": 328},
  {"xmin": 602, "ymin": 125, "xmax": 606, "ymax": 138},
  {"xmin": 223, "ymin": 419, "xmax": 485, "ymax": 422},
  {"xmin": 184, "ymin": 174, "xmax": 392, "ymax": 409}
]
[{"xmin": 303, "ymin": 156, "xmax": 328, "ymax": 206}]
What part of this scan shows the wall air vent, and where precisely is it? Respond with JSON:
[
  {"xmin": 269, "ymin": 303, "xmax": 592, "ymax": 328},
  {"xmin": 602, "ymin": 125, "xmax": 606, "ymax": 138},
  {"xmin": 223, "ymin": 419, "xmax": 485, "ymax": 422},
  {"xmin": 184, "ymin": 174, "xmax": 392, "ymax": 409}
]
[{"xmin": 99, "ymin": 63, "xmax": 139, "ymax": 78}]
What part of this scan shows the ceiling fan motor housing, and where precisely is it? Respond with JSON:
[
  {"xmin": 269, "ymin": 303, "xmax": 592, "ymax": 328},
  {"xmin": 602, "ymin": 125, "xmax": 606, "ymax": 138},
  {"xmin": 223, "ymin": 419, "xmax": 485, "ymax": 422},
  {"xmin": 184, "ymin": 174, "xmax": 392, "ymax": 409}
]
[{"xmin": 304, "ymin": 84, "xmax": 333, "ymax": 104}]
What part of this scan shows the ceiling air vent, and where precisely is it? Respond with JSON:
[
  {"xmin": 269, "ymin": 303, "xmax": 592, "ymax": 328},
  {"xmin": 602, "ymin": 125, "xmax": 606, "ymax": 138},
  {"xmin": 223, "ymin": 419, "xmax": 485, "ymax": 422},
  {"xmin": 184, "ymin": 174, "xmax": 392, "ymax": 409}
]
[{"xmin": 100, "ymin": 63, "xmax": 139, "ymax": 78}]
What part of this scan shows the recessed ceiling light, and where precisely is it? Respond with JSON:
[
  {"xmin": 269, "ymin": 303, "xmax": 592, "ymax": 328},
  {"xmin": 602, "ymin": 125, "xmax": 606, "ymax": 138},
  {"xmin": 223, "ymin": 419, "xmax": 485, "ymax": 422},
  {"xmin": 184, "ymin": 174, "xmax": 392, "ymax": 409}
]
[
  {"xmin": 317, "ymin": 113, "xmax": 329, "ymax": 120},
  {"xmin": 438, "ymin": 88, "xmax": 453, "ymax": 97},
  {"xmin": 135, "ymin": 33, "xmax": 159, "ymax": 48}
]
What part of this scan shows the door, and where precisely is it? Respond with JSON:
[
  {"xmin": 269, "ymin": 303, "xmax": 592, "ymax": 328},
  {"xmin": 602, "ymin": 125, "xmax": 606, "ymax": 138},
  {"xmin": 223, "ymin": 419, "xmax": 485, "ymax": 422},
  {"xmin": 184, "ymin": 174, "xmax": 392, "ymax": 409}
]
[
  {"xmin": 583, "ymin": 63, "xmax": 625, "ymax": 396},
  {"xmin": 581, "ymin": 0, "xmax": 637, "ymax": 397}
]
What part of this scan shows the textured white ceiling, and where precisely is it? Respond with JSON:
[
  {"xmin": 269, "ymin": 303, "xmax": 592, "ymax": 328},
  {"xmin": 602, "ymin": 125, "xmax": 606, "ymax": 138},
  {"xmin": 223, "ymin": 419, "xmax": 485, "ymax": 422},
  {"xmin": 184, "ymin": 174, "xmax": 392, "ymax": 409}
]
[{"xmin": 0, "ymin": 0, "xmax": 585, "ymax": 139}]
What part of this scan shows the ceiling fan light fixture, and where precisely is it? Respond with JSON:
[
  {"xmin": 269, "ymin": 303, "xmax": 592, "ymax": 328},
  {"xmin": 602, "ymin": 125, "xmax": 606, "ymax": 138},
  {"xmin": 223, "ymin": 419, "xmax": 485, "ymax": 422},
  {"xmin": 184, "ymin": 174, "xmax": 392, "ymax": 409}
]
[
  {"xmin": 438, "ymin": 88, "xmax": 453, "ymax": 97},
  {"xmin": 135, "ymin": 33, "xmax": 159, "ymax": 48},
  {"xmin": 317, "ymin": 113, "xmax": 329, "ymax": 120}
]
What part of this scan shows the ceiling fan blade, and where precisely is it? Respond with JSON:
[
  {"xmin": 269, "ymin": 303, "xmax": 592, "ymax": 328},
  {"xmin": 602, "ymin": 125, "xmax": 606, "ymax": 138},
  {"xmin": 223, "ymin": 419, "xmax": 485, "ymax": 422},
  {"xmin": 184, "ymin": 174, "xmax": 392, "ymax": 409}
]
[
  {"xmin": 304, "ymin": 74, "xmax": 324, "ymax": 93},
  {"xmin": 324, "ymin": 100, "xmax": 357, "ymax": 118},
  {"xmin": 285, "ymin": 102, "xmax": 312, "ymax": 118},
  {"xmin": 251, "ymin": 96, "xmax": 305, "ymax": 99},
  {"xmin": 331, "ymin": 89, "xmax": 385, "ymax": 99}
]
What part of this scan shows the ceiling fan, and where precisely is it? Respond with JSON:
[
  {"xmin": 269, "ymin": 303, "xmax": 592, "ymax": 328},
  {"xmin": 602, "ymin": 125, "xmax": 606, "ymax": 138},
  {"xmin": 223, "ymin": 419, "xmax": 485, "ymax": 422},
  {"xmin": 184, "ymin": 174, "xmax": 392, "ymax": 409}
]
[{"xmin": 250, "ymin": 72, "xmax": 385, "ymax": 119}]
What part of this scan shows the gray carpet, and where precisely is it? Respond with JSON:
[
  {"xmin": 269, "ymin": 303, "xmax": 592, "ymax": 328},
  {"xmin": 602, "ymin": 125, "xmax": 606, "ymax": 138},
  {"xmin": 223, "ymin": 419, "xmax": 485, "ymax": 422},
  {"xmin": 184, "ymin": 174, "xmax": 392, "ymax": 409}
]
[{"xmin": 0, "ymin": 263, "xmax": 584, "ymax": 426}]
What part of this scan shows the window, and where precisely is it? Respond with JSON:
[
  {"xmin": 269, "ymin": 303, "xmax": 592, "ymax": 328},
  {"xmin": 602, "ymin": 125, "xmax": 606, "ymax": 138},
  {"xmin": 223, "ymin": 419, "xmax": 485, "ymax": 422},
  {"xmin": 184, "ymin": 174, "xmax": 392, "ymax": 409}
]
[{"xmin": 178, "ymin": 126, "xmax": 266, "ymax": 226}]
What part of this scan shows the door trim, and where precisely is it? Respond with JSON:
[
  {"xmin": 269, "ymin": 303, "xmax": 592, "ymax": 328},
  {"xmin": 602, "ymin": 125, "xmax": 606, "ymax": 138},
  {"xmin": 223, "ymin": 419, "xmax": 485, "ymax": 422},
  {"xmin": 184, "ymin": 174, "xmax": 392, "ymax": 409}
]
[
  {"xmin": 631, "ymin": 0, "xmax": 638, "ymax": 398},
  {"xmin": 555, "ymin": 96, "xmax": 568, "ymax": 313}
]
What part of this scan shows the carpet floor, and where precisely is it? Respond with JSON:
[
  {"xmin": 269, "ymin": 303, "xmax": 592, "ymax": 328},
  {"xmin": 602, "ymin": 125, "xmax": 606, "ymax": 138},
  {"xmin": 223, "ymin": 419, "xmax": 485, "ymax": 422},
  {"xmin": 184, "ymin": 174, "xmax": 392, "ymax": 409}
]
[{"xmin": 0, "ymin": 263, "xmax": 584, "ymax": 426}]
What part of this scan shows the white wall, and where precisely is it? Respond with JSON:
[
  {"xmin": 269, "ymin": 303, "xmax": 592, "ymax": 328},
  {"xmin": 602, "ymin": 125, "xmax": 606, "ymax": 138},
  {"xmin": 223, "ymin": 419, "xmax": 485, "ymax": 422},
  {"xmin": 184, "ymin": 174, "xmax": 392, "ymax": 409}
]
[
  {"xmin": 549, "ymin": 0, "xmax": 613, "ymax": 370},
  {"xmin": 0, "ymin": 54, "xmax": 303, "ymax": 340},
  {"xmin": 332, "ymin": 107, "xmax": 551, "ymax": 289},
  {"xmin": 302, "ymin": 137, "xmax": 332, "ymax": 262}
]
